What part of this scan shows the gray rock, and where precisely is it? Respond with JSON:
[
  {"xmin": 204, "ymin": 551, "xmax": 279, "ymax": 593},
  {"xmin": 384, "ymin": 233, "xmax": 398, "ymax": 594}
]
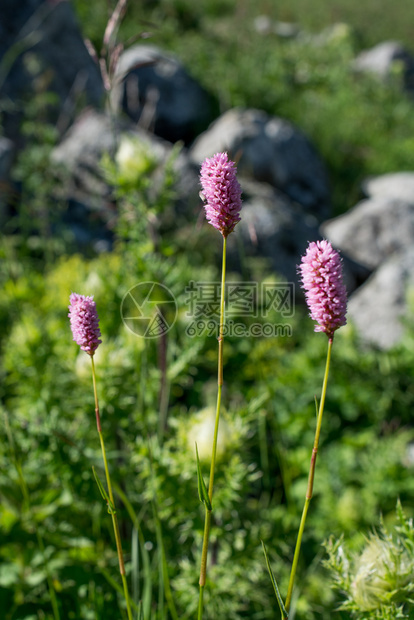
[
  {"xmin": 225, "ymin": 180, "xmax": 366, "ymax": 294},
  {"xmin": 190, "ymin": 108, "xmax": 331, "ymax": 220},
  {"xmin": 353, "ymin": 41, "xmax": 414, "ymax": 91},
  {"xmin": 322, "ymin": 196, "xmax": 414, "ymax": 270},
  {"xmin": 51, "ymin": 108, "xmax": 198, "ymax": 198},
  {"xmin": 51, "ymin": 110, "xmax": 120, "ymax": 211},
  {"xmin": 51, "ymin": 109, "xmax": 200, "ymax": 240},
  {"xmin": 51, "ymin": 109, "xmax": 185, "ymax": 201},
  {"xmin": 226, "ymin": 179, "xmax": 320, "ymax": 286},
  {"xmin": 348, "ymin": 247, "xmax": 414, "ymax": 349},
  {"xmin": 362, "ymin": 172, "xmax": 414, "ymax": 203},
  {"xmin": 110, "ymin": 44, "xmax": 216, "ymax": 145},
  {"xmin": 0, "ymin": 0, "xmax": 104, "ymax": 141},
  {"xmin": 323, "ymin": 183, "xmax": 414, "ymax": 347}
]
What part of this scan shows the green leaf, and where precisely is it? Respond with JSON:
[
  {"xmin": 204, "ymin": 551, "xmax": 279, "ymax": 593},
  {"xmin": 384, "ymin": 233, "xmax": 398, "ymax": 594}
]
[
  {"xmin": 137, "ymin": 600, "xmax": 144, "ymax": 620},
  {"xmin": 261, "ymin": 541, "xmax": 288, "ymax": 620},
  {"xmin": 92, "ymin": 467, "xmax": 115, "ymax": 514},
  {"xmin": 195, "ymin": 443, "xmax": 212, "ymax": 511}
]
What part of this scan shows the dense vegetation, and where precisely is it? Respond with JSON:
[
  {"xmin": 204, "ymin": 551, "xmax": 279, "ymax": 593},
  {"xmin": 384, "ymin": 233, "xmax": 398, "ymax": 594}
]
[{"xmin": 1, "ymin": 1, "xmax": 414, "ymax": 619}]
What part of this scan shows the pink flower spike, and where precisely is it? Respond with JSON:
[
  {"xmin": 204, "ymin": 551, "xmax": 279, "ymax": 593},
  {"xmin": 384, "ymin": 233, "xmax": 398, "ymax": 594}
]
[
  {"xmin": 200, "ymin": 152, "xmax": 242, "ymax": 238},
  {"xmin": 299, "ymin": 240, "xmax": 347, "ymax": 339},
  {"xmin": 68, "ymin": 293, "xmax": 102, "ymax": 356}
]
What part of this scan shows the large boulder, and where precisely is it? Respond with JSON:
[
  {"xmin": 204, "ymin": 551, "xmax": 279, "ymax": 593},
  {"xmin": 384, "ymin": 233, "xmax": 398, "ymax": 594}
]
[
  {"xmin": 322, "ymin": 196, "xmax": 414, "ymax": 270},
  {"xmin": 109, "ymin": 45, "xmax": 217, "ymax": 145},
  {"xmin": 190, "ymin": 108, "xmax": 331, "ymax": 220},
  {"xmin": 348, "ymin": 247, "xmax": 414, "ymax": 349}
]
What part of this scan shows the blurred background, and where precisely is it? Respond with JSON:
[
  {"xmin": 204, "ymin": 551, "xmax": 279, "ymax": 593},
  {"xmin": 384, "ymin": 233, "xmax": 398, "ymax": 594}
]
[{"xmin": 1, "ymin": 1, "xmax": 414, "ymax": 618}]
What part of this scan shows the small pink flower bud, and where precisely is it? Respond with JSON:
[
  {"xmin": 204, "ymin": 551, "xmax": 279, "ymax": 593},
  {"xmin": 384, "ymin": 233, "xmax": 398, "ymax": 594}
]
[
  {"xmin": 299, "ymin": 240, "xmax": 347, "ymax": 339},
  {"xmin": 68, "ymin": 293, "xmax": 102, "ymax": 356},
  {"xmin": 200, "ymin": 152, "xmax": 242, "ymax": 238}
]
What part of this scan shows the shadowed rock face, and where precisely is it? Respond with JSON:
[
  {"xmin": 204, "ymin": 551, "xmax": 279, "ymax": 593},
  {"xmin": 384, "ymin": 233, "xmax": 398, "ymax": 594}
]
[
  {"xmin": 0, "ymin": 0, "xmax": 42, "ymax": 56},
  {"xmin": 0, "ymin": 0, "xmax": 104, "ymax": 142},
  {"xmin": 110, "ymin": 45, "xmax": 217, "ymax": 146}
]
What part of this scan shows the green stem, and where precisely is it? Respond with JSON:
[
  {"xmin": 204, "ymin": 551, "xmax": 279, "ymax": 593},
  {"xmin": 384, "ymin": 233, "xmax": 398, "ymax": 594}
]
[
  {"xmin": 284, "ymin": 337, "xmax": 333, "ymax": 613},
  {"xmin": 198, "ymin": 235, "xmax": 227, "ymax": 619},
  {"xmin": 198, "ymin": 585, "xmax": 204, "ymax": 620},
  {"xmin": 91, "ymin": 356, "xmax": 133, "ymax": 620}
]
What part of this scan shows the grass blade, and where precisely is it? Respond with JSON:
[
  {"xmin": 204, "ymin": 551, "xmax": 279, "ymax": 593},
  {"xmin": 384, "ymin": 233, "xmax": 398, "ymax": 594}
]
[{"xmin": 261, "ymin": 540, "xmax": 288, "ymax": 620}]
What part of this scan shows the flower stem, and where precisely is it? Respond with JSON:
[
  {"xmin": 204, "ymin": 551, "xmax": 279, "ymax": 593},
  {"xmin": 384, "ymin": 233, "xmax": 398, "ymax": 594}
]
[
  {"xmin": 198, "ymin": 235, "xmax": 227, "ymax": 618},
  {"xmin": 91, "ymin": 356, "xmax": 133, "ymax": 620},
  {"xmin": 284, "ymin": 337, "xmax": 333, "ymax": 613}
]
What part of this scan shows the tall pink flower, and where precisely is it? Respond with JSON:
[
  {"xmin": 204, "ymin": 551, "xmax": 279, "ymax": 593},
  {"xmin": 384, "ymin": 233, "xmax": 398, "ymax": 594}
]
[
  {"xmin": 299, "ymin": 240, "xmax": 347, "ymax": 339},
  {"xmin": 68, "ymin": 293, "xmax": 102, "ymax": 356},
  {"xmin": 200, "ymin": 152, "xmax": 242, "ymax": 238}
]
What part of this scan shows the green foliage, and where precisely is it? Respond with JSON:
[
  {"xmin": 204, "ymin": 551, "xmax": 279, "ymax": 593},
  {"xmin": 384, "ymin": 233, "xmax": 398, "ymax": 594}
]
[
  {"xmin": 3, "ymin": 163, "xmax": 414, "ymax": 618},
  {"xmin": 324, "ymin": 502, "xmax": 414, "ymax": 619},
  {"xmin": 74, "ymin": 0, "xmax": 414, "ymax": 52}
]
